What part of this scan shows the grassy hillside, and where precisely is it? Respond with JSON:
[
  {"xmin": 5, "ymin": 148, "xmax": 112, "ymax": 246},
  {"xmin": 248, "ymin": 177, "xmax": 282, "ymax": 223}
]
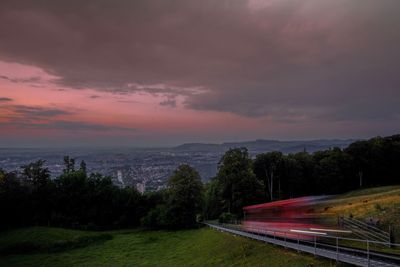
[
  {"xmin": 0, "ymin": 227, "xmax": 112, "ymax": 255},
  {"xmin": 0, "ymin": 227, "xmax": 340, "ymax": 267},
  {"xmin": 316, "ymin": 186, "xmax": 400, "ymax": 240}
]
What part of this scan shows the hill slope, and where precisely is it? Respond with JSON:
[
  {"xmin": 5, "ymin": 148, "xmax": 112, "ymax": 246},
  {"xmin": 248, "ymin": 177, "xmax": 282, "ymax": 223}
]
[
  {"xmin": 0, "ymin": 227, "xmax": 339, "ymax": 267},
  {"xmin": 316, "ymin": 186, "xmax": 400, "ymax": 241}
]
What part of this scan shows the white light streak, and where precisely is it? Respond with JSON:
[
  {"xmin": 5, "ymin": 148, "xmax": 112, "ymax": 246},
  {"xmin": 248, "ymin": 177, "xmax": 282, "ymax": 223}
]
[
  {"xmin": 290, "ymin": 229, "xmax": 327, "ymax": 235},
  {"xmin": 310, "ymin": 228, "xmax": 352, "ymax": 233}
]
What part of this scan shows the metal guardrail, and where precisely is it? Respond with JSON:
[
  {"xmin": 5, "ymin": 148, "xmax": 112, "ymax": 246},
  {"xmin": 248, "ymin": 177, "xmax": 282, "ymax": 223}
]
[
  {"xmin": 342, "ymin": 217, "xmax": 391, "ymax": 244},
  {"xmin": 204, "ymin": 222, "xmax": 400, "ymax": 267}
]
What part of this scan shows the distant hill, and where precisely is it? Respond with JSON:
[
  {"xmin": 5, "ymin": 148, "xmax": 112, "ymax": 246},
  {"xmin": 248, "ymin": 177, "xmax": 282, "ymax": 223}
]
[{"xmin": 174, "ymin": 139, "xmax": 356, "ymax": 154}]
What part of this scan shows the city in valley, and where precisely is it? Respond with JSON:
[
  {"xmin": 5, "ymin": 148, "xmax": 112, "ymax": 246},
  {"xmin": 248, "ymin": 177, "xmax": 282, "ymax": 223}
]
[{"xmin": 0, "ymin": 139, "xmax": 352, "ymax": 192}]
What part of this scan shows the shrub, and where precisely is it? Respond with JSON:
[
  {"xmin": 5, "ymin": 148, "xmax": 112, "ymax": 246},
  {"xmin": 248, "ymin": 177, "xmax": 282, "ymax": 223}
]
[
  {"xmin": 196, "ymin": 214, "xmax": 204, "ymax": 222},
  {"xmin": 375, "ymin": 203, "xmax": 384, "ymax": 211},
  {"xmin": 218, "ymin": 212, "xmax": 237, "ymax": 224},
  {"xmin": 141, "ymin": 205, "xmax": 168, "ymax": 229}
]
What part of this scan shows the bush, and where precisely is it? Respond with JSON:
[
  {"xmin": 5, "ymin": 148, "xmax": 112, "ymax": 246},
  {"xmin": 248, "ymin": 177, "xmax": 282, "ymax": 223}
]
[
  {"xmin": 196, "ymin": 214, "xmax": 204, "ymax": 222},
  {"xmin": 375, "ymin": 203, "xmax": 384, "ymax": 211},
  {"xmin": 141, "ymin": 205, "xmax": 168, "ymax": 229},
  {"xmin": 218, "ymin": 212, "xmax": 237, "ymax": 224}
]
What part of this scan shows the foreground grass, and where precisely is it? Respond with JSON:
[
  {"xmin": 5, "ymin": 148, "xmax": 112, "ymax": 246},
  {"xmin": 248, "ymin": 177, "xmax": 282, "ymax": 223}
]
[
  {"xmin": 0, "ymin": 227, "xmax": 112, "ymax": 255},
  {"xmin": 0, "ymin": 227, "xmax": 340, "ymax": 267}
]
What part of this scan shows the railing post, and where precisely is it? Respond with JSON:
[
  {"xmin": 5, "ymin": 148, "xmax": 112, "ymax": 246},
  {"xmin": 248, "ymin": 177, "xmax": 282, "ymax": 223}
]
[
  {"xmin": 263, "ymin": 229, "xmax": 266, "ymax": 242},
  {"xmin": 284, "ymin": 232, "xmax": 287, "ymax": 249},
  {"xmin": 297, "ymin": 234, "xmax": 300, "ymax": 252},
  {"xmin": 336, "ymin": 237, "xmax": 339, "ymax": 262},
  {"xmin": 314, "ymin": 236, "xmax": 317, "ymax": 256}
]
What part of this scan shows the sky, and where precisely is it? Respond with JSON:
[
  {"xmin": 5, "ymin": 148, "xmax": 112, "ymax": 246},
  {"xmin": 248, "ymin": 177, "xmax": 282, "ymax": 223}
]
[{"xmin": 0, "ymin": 0, "xmax": 399, "ymax": 147}]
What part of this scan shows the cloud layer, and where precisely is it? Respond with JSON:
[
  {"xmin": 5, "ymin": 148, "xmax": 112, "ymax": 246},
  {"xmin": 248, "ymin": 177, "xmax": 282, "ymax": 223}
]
[
  {"xmin": 0, "ymin": 97, "xmax": 13, "ymax": 102},
  {"xmin": 0, "ymin": 103, "xmax": 136, "ymax": 134},
  {"xmin": 0, "ymin": 0, "xmax": 399, "ymax": 145}
]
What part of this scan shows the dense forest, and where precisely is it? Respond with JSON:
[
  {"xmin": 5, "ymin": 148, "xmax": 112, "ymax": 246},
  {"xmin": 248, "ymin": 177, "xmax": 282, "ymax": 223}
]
[{"xmin": 1, "ymin": 134, "xmax": 399, "ymax": 230}]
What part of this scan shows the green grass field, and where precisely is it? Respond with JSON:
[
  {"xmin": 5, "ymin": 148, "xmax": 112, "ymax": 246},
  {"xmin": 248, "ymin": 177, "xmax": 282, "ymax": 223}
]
[
  {"xmin": 0, "ymin": 227, "xmax": 341, "ymax": 267},
  {"xmin": 0, "ymin": 227, "xmax": 112, "ymax": 255}
]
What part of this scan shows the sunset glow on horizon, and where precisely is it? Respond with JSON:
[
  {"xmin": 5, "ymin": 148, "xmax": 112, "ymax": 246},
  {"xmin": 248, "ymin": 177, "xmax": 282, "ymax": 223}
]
[{"xmin": 1, "ymin": 0, "xmax": 399, "ymax": 147}]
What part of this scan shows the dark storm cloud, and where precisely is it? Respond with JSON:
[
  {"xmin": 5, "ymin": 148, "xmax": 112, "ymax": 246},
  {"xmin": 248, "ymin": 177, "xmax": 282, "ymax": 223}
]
[
  {"xmin": 12, "ymin": 105, "xmax": 73, "ymax": 117},
  {"xmin": 0, "ymin": 97, "xmax": 13, "ymax": 102},
  {"xmin": 159, "ymin": 98, "xmax": 177, "ymax": 108},
  {"xmin": 0, "ymin": 0, "xmax": 400, "ymax": 122},
  {"xmin": 0, "ymin": 75, "xmax": 42, "ymax": 84},
  {"xmin": 0, "ymin": 104, "xmax": 73, "ymax": 125},
  {"xmin": 30, "ymin": 121, "xmax": 137, "ymax": 132},
  {"xmin": 0, "ymin": 104, "xmax": 137, "ymax": 132},
  {"xmin": 0, "ymin": 120, "xmax": 137, "ymax": 132}
]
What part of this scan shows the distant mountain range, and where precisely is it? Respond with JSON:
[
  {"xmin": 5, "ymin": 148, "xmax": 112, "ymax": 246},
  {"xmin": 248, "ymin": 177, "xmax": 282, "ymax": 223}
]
[{"xmin": 173, "ymin": 139, "xmax": 357, "ymax": 154}]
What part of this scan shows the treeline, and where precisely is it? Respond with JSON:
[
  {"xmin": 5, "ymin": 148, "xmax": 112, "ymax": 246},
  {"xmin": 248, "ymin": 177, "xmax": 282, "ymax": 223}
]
[
  {"xmin": 0, "ymin": 158, "xmax": 202, "ymax": 231},
  {"xmin": 1, "ymin": 134, "xmax": 400, "ymax": 230},
  {"xmin": 204, "ymin": 134, "xmax": 400, "ymax": 219}
]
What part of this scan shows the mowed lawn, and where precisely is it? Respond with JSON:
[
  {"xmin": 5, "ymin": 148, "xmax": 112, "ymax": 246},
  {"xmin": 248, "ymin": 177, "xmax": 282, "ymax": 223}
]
[{"xmin": 0, "ymin": 227, "xmax": 341, "ymax": 267}]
